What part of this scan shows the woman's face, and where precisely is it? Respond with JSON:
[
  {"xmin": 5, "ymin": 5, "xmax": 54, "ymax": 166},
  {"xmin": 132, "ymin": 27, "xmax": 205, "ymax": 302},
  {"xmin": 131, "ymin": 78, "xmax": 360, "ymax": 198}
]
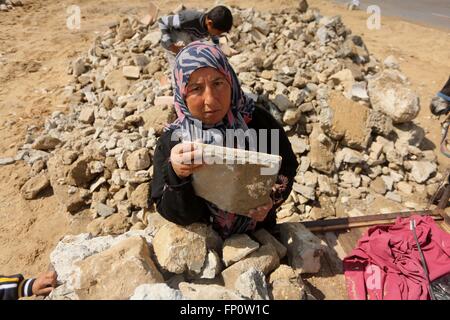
[{"xmin": 185, "ymin": 67, "xmax": 232, "ymax": 125}]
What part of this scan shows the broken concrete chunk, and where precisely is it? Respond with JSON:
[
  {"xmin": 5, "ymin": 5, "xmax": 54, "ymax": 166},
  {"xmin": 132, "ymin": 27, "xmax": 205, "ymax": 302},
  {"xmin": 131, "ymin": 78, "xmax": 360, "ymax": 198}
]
[
  {"xmin": 152, "ymin": 223, "xmax": 207, "ymax": 275},
  {"xmin": 368, "ymin": 70, "xmax": 420, "ymax": 123},
  {"xmin": 252, "ymin": 228, "xmax": 287, "ymax": 259},
  {"xmin": 222, "ymin": 234, "xmax": 260, "ymax": 267},
  {"xmin": 279, "ymin": 222, "xmax": 324, "ymax": 274},
  {"xmin": 191, "ymin": 143, "xmax": 281, "ymax": 214},
  {"xmin": 235, "ymin": 267, "xmax": 270, "ymax": 300},
  {"xmin": 74, "ymin": 237, "xmax": 163, "ymax": 299},
  {"xmin": 222, "ymin": 244, "xmax": 280, "ymax": 290},
  {"xmin": 20, "ymin": 173, "xmax": 50, "ymax": 199}
]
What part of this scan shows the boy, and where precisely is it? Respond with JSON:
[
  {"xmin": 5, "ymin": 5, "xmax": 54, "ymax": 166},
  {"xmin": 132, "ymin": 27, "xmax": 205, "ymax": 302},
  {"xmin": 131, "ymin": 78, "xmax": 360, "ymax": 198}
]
[
  {"xmin": 158, "ymin": 5, "xmax": 233, "ymax": 68},
  {"xmin": 1, "ymin": 271, "xmax": 57, "ymax": 300}
]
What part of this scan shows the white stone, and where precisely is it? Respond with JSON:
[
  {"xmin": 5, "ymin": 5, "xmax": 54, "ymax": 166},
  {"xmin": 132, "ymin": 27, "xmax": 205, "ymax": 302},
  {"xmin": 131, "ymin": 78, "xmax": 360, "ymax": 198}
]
[
  {"xmin": 130, "ymin": 283, "xmax": 184, "ymax": 300},
  {"xmin": 410, "ymin": 161, "xmax": 437, "ymax": 184}
]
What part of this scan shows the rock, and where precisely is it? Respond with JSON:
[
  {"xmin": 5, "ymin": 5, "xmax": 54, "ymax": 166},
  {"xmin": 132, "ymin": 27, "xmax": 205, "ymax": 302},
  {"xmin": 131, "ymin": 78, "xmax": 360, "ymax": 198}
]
[
  {"xmin": 309, "ymin": 124, "xmax": 335, "ymax": 174},
  {"xmin": 32, "ymin": 135, "xmax": 61, "ymax": 151},
  {"xmin": 130, "ymin": 183, "xmax": 150, "ymax": 209},
  {"xmin": 292, "ymin": 183, "xmax": 315, "ymax": 200},
  {"xmin": 62, "ymin": 151, "xmax": 79, "ymax": 165},
  {"xmin": 74, "ymin": 237, "xmax": 163, "ymax": 299},
  {"xmin": 123, "ymin": 66, "xmax": 140, "ymax": 79},
  {"xmin": 130, "ymin": 283, "xmax": 184, "ymax": 300},
  {"xmin": 66, "ymin": 157, "xmax": 98, "ymax": 187},
  {"xmin": 298, "ymin": 156, "xmax": 310, "ymax": 173},
  {"xmin": 126, "ymin": 148, "xmax": 151, "ymax": 171},
  {"xmin": 79, "ymin": 107, "xmax": 95, "ymax": 124},
  {"xmin": 288, "ymin": 136, "xmax": 309, "ymax": 155},
  {"xmin": 298, "ymin": 0, "xmax": 309, "ymax": 13},
  {"xmin": 235, "ymin": 267, "xmax": 270, "ymax": 300},
  {"xmin": 20, "ymin": 173, "xmax": 50, "ymax": 199},
  {"xmin": 152, "ymin": 223, "xmax": 207, "ymax": 275},
  {"xmin": 279, "ymin": 222, "xmax": 324, "ymax": 273},
  {"xmin": 340, "ymin": 171, "xmax": 361, "ymax": 188},
  {"xmin": 191, "ymin": 143, "xmax": 281, "ymax": 214},
  {"xmin": 252, "ymin": 229, "xmax": 287, "ymax": 259},
  {"xmin": 397, "ymin": 181, "xmax": 413, "ymax": 194},
  {"xmin": 410, "ymin": 161, "xmax": 437, "ymax": 183},
  {"xmin": 199, "ymin": 250, "xmax": 222, "ymax": 279},
  {"xmin": 348, "ymin": 81, "xmax": 369, "ymax": 101},
  {"xmin": 133, "ymin": 54, "xmax": 150, "ymax": 70},
  {"xmin": 105, "ymin": 69, "xmax": 132, "ymax": 96},
  {"xmin": 317, "ymin": 174, "xmax": 338, "ymax": 196},
  {"xmin": 338, "ymin": 35, "xmax": 370, "ymax": 64},
  {"xmin": 269, "ymin": 264, "xmax": 306, "ymax": 300},
  {"xmin": 283, "ymin": 108, "xmax": 302, "ymax": 125},
  {"xmin": 272, "ymin": 94, "xmax": 293, "ymax": 111},
  {"xmin": 386, "ymin": 191, "xmax": 402, "ymax": 203},
  {"xmin": 0, "ymin": 157, "xmax": 15, "ymax": 166},
  {"xmin": 30, "ymin": 159, "xmax": 46, "ymax": 176},
  {"xmin": 179, "ymin": 282, "xmax": 244, "ymax": 300},
  {"xmin": 117, "ymin": 18, "xmax": 134, "ymax": 41},
  {"xmin": 47, "ymin": 155, "xmax": 89, "ymax": 213},
  {"xmin": 95, "ymin": 203, "xmax": 116, "ymax": 218},
  {"xmin": 335, "ymin": 147, "xmax": 363, "ymax": 168},
  {"xmin": 322, "ymin": 91, "xmax": 370, "ymax": 150},
  {"xmin": 384, "ymin": 55, "xmax": 399, "ymax": 69},
  {"xmin": 330, "ymin": 69, "xmax": 354, "ymax": 92},
  {"xmin": 72, "ymin": 58, "xmax": 86, "ymax": 77},
  {"xmin": 222, "ymin": 234, "xmax": 260, "ymax": 267},
  {"xmin": 142, "ymin": 30, "xmax": 161, "ymax": 46},
  {"xmin": 367, "ymin": 110, "xmax": 394, "ymax": 136},
  {"xmin": 89, "ymin": 161, "xmax": 104, "ymax": 174},
  {"xmin": 221, "ymin": 244, "xmax": 280, "ymax": 290},
  {"xmin": 368, "ymin": 70, "xmax": 420, "ymax": 123},
  {"xmin": 289, "ymin": 88, "xmax": 306, "ymax": 106},
  {"xmin": 381, "ymin": 175, "xmax": 394, "ymax": 191},
  {"xmin": 154, "ymin": 96, "xmax": 174, "ymax": 107},
  {"xmin": 370, "ymin": 177, "xmax": 387, "ymax": 195},
  {"xmin": 87, "ymin": 214, "xmax": 131, "ymax": 236},
  {"xmin": 141, "ymin": 105, "xmax": 177, "ymax": 136},
  {"xmin": 252, "ymin": 18, "xmax": 270, "ymax": 36}
]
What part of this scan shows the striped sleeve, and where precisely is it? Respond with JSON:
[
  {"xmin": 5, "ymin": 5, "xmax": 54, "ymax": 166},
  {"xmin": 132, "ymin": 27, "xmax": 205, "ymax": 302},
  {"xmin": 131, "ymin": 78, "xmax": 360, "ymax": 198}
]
[
  {"xmin": 0, "ymin": 274, "xmax": 35, "ymax": 300},
  {"xmin": 157, "ymin": 14, "xmax": 181, "ymax": 50}
]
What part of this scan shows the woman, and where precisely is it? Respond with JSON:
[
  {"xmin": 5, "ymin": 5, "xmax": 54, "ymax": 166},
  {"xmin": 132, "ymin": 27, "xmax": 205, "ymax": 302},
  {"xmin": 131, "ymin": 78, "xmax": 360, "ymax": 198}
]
[{"xmin": 151, "ymin": 41, "xmax": 298, "ymax": 238}]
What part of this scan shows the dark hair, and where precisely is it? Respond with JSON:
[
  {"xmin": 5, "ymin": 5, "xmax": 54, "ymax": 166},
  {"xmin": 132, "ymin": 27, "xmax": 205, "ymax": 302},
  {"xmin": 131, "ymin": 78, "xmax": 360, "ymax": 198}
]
[{"xmin": 206, "ymin": 5, "xmax": 233, "ymax": 32}]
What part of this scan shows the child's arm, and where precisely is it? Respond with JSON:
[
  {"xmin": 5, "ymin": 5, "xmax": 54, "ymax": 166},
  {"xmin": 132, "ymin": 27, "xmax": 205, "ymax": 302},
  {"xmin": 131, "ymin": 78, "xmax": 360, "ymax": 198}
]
[
  {"xmin": 0, "ymin": 274, "xmax": 35, "ymax": 300},
  {"xmin": 157, "ymin": 14, "xmax": 181, "ymax": 52}
]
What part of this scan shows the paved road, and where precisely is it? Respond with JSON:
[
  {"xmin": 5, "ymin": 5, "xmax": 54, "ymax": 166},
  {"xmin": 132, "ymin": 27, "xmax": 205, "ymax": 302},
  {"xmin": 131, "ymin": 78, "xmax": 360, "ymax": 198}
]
[{"xmin": 334, "ymin": 0, "xmax": 450, "ymax": 30}]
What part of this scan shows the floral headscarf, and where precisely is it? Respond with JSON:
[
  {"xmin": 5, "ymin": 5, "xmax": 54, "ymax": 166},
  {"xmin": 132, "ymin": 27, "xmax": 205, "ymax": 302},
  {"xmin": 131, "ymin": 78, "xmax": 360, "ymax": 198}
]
[{"xmin": 165, "ymin": 40, "xmax": 255, "ymax": 143}]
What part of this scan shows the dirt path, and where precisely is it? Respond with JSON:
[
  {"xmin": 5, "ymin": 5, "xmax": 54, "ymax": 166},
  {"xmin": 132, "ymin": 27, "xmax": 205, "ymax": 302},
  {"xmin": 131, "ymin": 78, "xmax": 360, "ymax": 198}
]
[{"xmin": 0, "ymin": 0, "xmax": 449, "ymax": 299}]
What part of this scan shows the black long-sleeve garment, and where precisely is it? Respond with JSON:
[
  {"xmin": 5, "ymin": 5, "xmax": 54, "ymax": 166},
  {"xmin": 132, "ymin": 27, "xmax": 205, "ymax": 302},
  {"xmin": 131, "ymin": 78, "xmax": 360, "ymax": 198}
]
[
  {"xmin": 151, "ymin": 106, "xmax": 299, "ymax": 234},
  {"xmin": 0, "ymin": 274, "xmax": 35, "ymax": 300}
]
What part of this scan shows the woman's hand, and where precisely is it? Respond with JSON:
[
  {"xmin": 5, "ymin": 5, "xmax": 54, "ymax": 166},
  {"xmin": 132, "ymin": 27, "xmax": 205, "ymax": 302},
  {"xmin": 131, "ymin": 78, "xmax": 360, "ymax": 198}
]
[
  {"xmin": 170, "ymin": 142, "xmax": 203, "ymax": 178},
  {"xmin": 245, "ymin": 198, "xmax": 273, "ymax": 222}
]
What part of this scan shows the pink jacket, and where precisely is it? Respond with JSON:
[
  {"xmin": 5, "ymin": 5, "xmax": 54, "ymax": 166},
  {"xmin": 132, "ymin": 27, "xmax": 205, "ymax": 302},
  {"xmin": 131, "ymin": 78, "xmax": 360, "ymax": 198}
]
[{"xmin": 343, "ymin": 215, "xmax": 450, "ymax": 300}]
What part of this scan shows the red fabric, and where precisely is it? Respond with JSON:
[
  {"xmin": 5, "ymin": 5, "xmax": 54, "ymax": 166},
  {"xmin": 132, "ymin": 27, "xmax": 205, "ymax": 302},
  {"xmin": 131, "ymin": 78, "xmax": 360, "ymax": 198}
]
[{"xmin": 343, "ymin": 215, "xmax": 450, "ymax": 300}]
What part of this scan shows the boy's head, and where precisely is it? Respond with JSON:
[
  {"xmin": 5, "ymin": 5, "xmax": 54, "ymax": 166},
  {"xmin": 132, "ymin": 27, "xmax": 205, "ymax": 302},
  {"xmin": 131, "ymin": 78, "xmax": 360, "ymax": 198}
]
[{"xmin": 205, "ymin": 5, "xmax": 233, "ymax": 36}]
